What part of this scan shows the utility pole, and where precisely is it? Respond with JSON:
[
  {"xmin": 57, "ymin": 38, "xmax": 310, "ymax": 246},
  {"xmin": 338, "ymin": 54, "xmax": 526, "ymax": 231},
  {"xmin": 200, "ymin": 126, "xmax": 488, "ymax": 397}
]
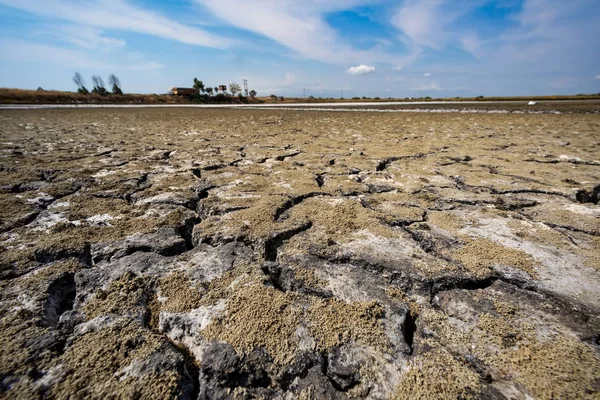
[
  {"xmin": 341, "ymin": 90, "xmax": 344, "ymax": 99},
  {"xmin": 303, "ymin": 88, "xmax": 306, "ymax": 98},
  {"xmin": 243, "ymin": 79, "xmax": 248, "ymax": 97}
]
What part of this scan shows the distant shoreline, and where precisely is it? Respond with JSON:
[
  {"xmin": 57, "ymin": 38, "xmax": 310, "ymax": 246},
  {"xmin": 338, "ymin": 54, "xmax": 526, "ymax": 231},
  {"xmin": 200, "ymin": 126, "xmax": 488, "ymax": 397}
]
[
  {"xmin": 2, "ymin": 100, "xmax": 599, "ymax": 115},
  {"xmin": 1, "ymin": 88, "xmax": 599, "ymax": 106}
]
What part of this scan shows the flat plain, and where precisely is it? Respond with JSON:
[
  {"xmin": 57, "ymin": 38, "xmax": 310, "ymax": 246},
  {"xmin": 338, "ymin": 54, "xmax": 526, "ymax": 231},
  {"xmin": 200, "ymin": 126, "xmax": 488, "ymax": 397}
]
[{"xmin": 1, "ymin": 106, "xmax": 599, "ymax": 399}]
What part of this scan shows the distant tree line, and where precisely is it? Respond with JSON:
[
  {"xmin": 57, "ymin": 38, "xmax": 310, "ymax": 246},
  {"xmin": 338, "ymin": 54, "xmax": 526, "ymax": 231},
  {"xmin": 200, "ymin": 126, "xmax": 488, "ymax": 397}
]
[
  {"xmin": 73, "ymin": 72, "xmax": 123, "ymax": 95},
  {"xmin": 188, "ymin": 78, "xmax": 257, "ymax": 104}
]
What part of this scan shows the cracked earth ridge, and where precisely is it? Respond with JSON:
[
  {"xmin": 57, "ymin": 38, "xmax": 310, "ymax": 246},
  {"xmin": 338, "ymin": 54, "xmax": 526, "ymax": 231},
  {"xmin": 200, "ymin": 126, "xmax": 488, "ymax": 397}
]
[{"xmin": 0, "ymin": 108, "xmax": 599, "ymax": 399}]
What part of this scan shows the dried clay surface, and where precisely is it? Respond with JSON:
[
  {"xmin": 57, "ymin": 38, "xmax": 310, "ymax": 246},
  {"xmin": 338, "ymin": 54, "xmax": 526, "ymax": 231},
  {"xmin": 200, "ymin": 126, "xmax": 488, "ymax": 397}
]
[{"xmin": 0, "ymin": 107, "xmax": 599, "ymax": 399}]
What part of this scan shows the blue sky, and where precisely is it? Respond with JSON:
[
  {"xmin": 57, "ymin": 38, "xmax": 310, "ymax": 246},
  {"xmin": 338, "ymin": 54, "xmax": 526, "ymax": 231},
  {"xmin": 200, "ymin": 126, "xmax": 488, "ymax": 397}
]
[{"xmin": 0, "ymin": 0, "xmax": 599, "ymax": 97}]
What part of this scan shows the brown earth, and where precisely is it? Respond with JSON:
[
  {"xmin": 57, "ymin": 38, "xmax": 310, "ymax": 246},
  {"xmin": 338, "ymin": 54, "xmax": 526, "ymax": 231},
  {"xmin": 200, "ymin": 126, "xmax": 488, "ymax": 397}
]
[{"xmin": 0, "ymin": 107, "xmax": 599, "ymax": 399}]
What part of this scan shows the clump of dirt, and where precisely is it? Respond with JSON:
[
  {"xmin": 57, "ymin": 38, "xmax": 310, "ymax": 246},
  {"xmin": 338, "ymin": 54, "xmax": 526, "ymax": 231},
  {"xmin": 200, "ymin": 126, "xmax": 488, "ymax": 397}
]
[
  {"xmin": 141, "ymin": 173, "xmax": 199, "ymax": 197},
  {"xmin": 0, "ymin": 309, "xmax": 53, "ymax": 391},
  {"xmin": 201, "ymin": 283, "xmax": 301, "ymax": 364},
  {"xmin": 367, "ymin": 191, "xmax": 436, "ymax": 210},
  {"xmin": 288, "ymin": 197, "xmax": 397, "ymax": 244},
  {"xmin": 0, "ymin": 193, "xmax": 38, "ymax": 230},
  {"xmin": 427, "ymin": 210, "xmax": 467, "ymax": 233},
  {"xmin": 417, "ymin": 308, "xmax": 472, "ymax": 350},
  {"xmin": 158, "ymin": 271, "xmax": 203, "ymax": 313},
  {"xmin": 197, "ymin": 261, "xmax": 256, "ymax": 306},
  {"xmin": 579, "ymin": 236, "xmax": 600, "ymax": 271},
  {"xmin": 198, "ymin": 195, "xmax": 295, "ymax": 242},
  {"xmin": 18, "ymin": 259, "xmax": 83, "ymax": 293},
  {"xmin": 38, "ymin": 206, "xmax": 193, "ymax": 246},
  {"xmin": 0, "ymin": 247, "xmax": 36, "ymax": 278},
  {"xmin": 477, "ymin": 313, "xmax": 521, "ymax": 347},
  {"xmin": 61, "ymin": 194, "xmax": 134, "ymax": 220},
  {"xmin": 380, "ymin": 205, "xmax": 425, "ymax": 224},
  {"xmin": 270, "ymin": 169, "xmax": 321, "ymax": 195},
  {"xmin": 50, "ymin": 321, "xmax": 183, "ymax": 399},
  {"xmin": 385, "ymin": 286, "xmax": 407, "ymax": 300},
  {"xmin": 451, "ymin": 237, "xmax": 538, "ymax": 278},
  {"xmin": 412, "ymin": 258, "xmax": 459, "ymax": 277},
  {"xmin": 84, "ymin": 271, "xmax": 153, "ymax": 319},
  {"xmin": 533, "ymin": 207, "xmax": 599, "ymax": 234},
  {"xmin": 507, "ymin": 219, "xmax": 573, "ymax": 249},
  {"xmin": 507, "ymin": 219, "xmax": 600, "ymax": 271},
  {"xmin": 427, "ymin": 286, "xmax": 600, "ymax": 400},
  {"xmin": 393, "ymin": 348, "xmax": 481, "ymax": 400},
  {"xmin": 503, "ymin": 335, "xmax": 600, "ymax": 399},
  {"xmin": 292, "ymin": 266, "xmax": 328, "ymax": 289},
  {"xmin": 492, "ymin": 299, "xmax": 518, "ymax": 317},
  {"xmin": 306, "ymin": 298, "xmax": 388, "ymax": 351},
  {"xmin": 386, "ymin": 286, "xmax": 420, "ymax": 317},
  {"xmin": 201, "ymin": 274, "xmax": 389, "ymax": 363}
]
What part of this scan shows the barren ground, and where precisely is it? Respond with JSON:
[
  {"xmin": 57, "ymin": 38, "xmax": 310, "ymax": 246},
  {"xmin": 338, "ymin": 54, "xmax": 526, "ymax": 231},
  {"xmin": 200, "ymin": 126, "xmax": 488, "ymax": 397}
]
[{"xmin": 1, "ymin": 108, "xmax": 599, "ymax": 399}]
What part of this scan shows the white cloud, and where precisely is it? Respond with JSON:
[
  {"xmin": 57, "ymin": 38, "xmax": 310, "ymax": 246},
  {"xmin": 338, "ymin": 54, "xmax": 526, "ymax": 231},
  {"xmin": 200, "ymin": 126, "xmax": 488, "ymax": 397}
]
[
  {"xmin": 391, "ymin": 0, "xmax": 488, "ymax": 54},
  {"xmin": 0, "ymin": 0, "xmax": 234, "ymax": 48},
  {"xmin": 194, "ymin": 0, "xmax": 417, "ymax": 65},
  {"xmin": 39, "ymin": 25, "xmax": 126, "ymax": 51},
  {"xmin": 393, "ymin": 66, "xmax": 403, "ymax": 71},
  {"xmin": 594, "ymin": 75, "xmax": 600, "ymax": 80},
  {"xmin": 410, "ymin": 82, "xmax": 442, "ymax": 91},
  {"xmin": 284, "ymin": 72, "xmax": 296, "ymax": 85},
  {"xmin": 460, "ymin": 35, "xmax": 483, "ymax": 57},
  {"xmin": 0, "ymin": 39, "xmax": 162, "ymax": 71},
  {"xmin": 424, "ymin": 72, "xmax": 432, "ymax": 77},
  {"xmin": 481, "ymin": 0, "xmax": 600, "ymax": 75},
  {"xmin": 550, "ymin": 78, "xmax": 575, "ymax": 89},
  {"xmin": 392, "ymin": 0, "xmax": 445, "ymax": 49},
  {"xmin": 347, "ymin": 65, "xmax": 376, "ymax": 75}
]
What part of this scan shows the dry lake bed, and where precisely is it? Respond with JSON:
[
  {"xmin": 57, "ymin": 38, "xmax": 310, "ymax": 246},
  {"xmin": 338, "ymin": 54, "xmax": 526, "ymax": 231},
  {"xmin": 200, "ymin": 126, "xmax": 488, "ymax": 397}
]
[{"xmin": 1, "ymin": 106, "xmax": 599, "ymax": 399}]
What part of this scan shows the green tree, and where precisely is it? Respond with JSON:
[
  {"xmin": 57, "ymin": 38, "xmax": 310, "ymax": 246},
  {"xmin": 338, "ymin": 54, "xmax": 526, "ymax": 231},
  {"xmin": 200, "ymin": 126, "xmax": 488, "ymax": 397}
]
[
  {"xmin": 73, "ymin": 72, "xmax": 89, "ymax": 94},
  {"xmin": 91, "ymin": 75, "xmax": 108, "ymax": 95},
  {"xmin": 193, "ymin": 78, "xmax": 205, "ymax": 94},
  {"xmin": 206, "ymin": 87, "xmax": 213, "ymax": 96},
  {"xmin": 108, "ymin": 74, "xmax": 123, "ymax": 95},
  {"xmin": 249, "ymin": 89, "xmax": 257, "ymax": 98},
  {"xmin": 229, "ymin": 82, "xmax": 241, "ymax": 96}
]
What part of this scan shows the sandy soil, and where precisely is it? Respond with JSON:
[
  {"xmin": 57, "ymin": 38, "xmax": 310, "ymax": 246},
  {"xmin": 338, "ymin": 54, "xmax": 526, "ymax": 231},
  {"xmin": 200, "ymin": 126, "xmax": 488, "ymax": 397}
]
[{"xmin": 0, "ymin": 108, "xmax": 599, "ymax": 399}]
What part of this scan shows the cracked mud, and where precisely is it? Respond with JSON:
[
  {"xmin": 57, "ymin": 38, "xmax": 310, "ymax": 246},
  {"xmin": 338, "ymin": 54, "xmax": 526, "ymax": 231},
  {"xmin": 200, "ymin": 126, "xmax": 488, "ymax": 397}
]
[{"xmin": 1, "ymin": 108, "xmax": 599, "ymax": 399}]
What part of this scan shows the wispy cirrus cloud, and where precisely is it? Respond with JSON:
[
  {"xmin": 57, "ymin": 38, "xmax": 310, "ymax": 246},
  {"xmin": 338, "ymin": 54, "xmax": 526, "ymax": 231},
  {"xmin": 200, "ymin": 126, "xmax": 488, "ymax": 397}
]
[
  {"xmin": 410, "ymin": 82, "xmax": 442, "ymax": 91},
  {"xmin": 391, "ymin": 0, "xmax": 487, "ymax": 51},
  {"xmin": 38, "ymin": 25, "xmax": 126, "ymax": 51},
  {"xmin": 483, "ymin": 0, "xmax": 600, "ymax": 73},
  {"xmin": 193, "ymin": 0, "xmax": 418, "ymax": 65},
  {"xmin": 392, "ymin": 0, "xmax": 445, "ymax": 50},
  {"xmin": 0, "ymin": 0, "xmax": 235, "ymax": 48},
  {"xmin": 0, "ymin": 38, "xmax": 163, "ymax": 71}
]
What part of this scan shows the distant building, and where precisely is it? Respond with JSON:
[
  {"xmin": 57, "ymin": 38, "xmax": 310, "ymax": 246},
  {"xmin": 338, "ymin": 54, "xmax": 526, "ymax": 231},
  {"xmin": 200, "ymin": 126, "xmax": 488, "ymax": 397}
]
[
  {"xmin": 170, "ymin": 87, "xmax": 197, "ymax": 96},
  {"xmin": 218, "ymin": 85, "xmax": 227, "ymax": 92}
]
